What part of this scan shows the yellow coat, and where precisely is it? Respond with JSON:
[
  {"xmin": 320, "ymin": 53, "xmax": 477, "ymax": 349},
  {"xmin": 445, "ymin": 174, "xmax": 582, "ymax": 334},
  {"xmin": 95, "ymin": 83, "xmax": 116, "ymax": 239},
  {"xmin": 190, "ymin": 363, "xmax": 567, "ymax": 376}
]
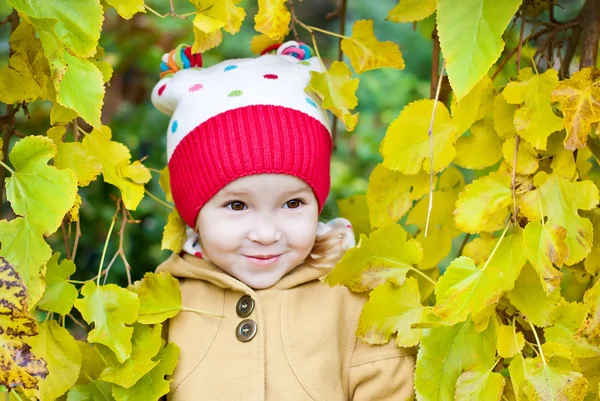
[{"xmin": 156, "ymin": 253, "xmax": 416, "ymax": 400}]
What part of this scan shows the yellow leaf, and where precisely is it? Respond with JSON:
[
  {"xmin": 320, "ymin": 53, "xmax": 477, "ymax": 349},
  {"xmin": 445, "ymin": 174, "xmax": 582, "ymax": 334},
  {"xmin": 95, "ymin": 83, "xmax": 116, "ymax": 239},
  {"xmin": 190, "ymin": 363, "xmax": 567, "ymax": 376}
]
[
  {"xmin": 577, "ymin": 280, "xmax": 600, "ymax": 345},
  {"xmin": 120, "ymin": 161, "xmax": 152, "ymax": 185},
  {"xmin": 191, "ymin": 0, "xmax": 245, "ymax": 34},
  {"xmin": 381, "ymin": 99, "xmax": 457, "ymax": 174},
  {"xmin": 50, "ymin": 103, "xmax": 78, "ymax": 126},
  {"xmin": 366, "ymin": 163, "xmax": 430, "ymax": 228},
  {"xmin": 551, "ymin": 67, "xmax": 600, "ymax": 150},
  {"xmin": 454, "ymin": 120, "xmax": 503, "ymax": 169},
  {"xmin": 454, "ymin": 172, "xmax": 512, "ymax": 233},
  {"xmin": 159, "ymin": 166, "xmax": 173, "ymax": 203},
  {"xmin": 502, "ymin": 136, "xmax": 539, "ymax": 175},
  {"xmin": 462, "ymin": 235, "xmax": 496, "ymax": 265},
  {"xmin": 254, "ymin": 0, "xmax": 290, "ymax": 40},
  {"xmin": 336, "ymin": 194, "xmax": 371, "ymax": 240},
  {"xmin": 493, "ymin": 91, "xmax": 518, "ymax": 138},
  {"xmin": 497, "ymin": 324, "xmax": 525, "ymax": 358},
  {"xmin": 47, "ymin": 126, "xmax": 101, "ymax": 187},
  {"xmin": 104, "ymin": 0, "xmax": 145, "ymax": 19},
  {"xmin": 523, "ymin": 221, "xmax": 567, "ymax": 294},
  {"xmin": 545, "ymin": 301, "xmax": 600, "ymax": 358},
  {"xmin": 386, "ymin": 0, "xmax": 436, "ymax": 23},
  {"xmin": 161, "ymin": 210, "xmax": 187, "ymax": 253},
  {"xmin": 341, "ymin": 19, "xmax": 405, "ymax": 74},
  {"xmin": 451, "ymin": 76, "xmax": 493, "ymax": 135},
  {"xmin": 306, "ymin": 61, "xmax": 359, "ymax": 131},
  {"xmin": 249, "ymin": 33, "xmax": 284, "ymax": 54},
  {"xmin": 82, "ymin": 126, "xmax": 150, "ymax": 210},
  {"xmin": 584, "ymin": 209, "xmax": 600, "ymax": 276},
  {"xmin": 503, "ymin": 68, "xmax": 564, "ymax": 150},
  {"xmin": 192, "ymin": 28, "xmax": 222, "ymax": 53},
  {"xmin": 68, "ymin": 194, "xmax": 82, "ymax": 223}
]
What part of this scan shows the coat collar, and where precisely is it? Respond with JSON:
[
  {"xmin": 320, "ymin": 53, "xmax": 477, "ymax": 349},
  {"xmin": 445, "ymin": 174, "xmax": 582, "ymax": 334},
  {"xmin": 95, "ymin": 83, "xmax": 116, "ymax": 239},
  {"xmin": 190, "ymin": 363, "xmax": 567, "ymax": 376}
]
[{"xmin": 156, "ymin": 252, "xmax": 331, "ymax": 293}]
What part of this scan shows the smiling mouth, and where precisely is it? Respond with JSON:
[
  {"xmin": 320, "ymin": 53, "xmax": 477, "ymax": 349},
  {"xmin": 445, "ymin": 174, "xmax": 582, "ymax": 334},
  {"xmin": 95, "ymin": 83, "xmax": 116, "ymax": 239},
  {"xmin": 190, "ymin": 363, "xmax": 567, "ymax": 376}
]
[{"xmin": 244, "ymin": 254, "xmax": 282, "ymax": 267}]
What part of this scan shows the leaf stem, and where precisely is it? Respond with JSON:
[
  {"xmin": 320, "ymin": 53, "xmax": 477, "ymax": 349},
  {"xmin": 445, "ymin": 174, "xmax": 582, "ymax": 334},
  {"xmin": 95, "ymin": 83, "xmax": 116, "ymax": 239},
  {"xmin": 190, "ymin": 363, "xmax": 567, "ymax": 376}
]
[
  {"xmin": 0, "ymin": 159, "xmax": 14, "ymax": 175},
  {"xmin": 424, "ymin": 59, "xmax": 446, "ymax": 238},
  {"xmin": 145, "ymin": 189, "xmax": 174, "ymax": 210},
  {"xmin": 97, "ymin": 202, "xmax": 120, "ymax": 286},
  {"xmin": 408, "ymin": 267, "xmax": 437, "ymax": 286},
  {"xmin": 144, "ymin": 4, "xmax": 167, "ymax": 18},
  {"xmin": 528, "ymin": 320, "xmax": 547, "ymax": 365},
  {"xmin": 481, "ymin": 221, "xmax": 511, "ymax": 272},
  {"xmin": 294, "ymin": 19, "xmax": 351, "ymax": 40},
  {"xmin": 511, "ymin": 135, "xmax": 520, "ymax": 223},
  {"xmin": 181, "ymin": 306, "xmax": 224, "ymax": 318},
  {"xmin": 537, "ymin": 190, "xmax": 545, "ymax": 226},
  {"xmin": 68, "ymin": 279, "xmax": 88, "ymax": 284}
]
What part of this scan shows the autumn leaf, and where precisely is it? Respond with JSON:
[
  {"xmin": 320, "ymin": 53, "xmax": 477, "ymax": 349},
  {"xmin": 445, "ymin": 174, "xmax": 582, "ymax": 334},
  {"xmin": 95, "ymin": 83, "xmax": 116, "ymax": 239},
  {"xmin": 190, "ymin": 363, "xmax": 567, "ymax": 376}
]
[
  {"xmin": 503, "ymin": 68, "xmax": 565, "ymax": 150},
  {"xmin": 454, "ymin": 172, "xmax": 512, "ymax": 233},
  {"xmin": 451, "ymin": 76, "xmax": 494, "ymax": 135},
  {"xmin": 50, "ymin": 103, "xmax": 78, "ymax": 126},
  {"xmin": 357, "ymin": 278, "xmax": 426, "ymax": 348},
  {"xmin": 37, "ymin": 253, "xmax": 78, "ymax": 315},
  {"xmin": 462, "ymin": 235, "xmax": 496, "ymax": 264},
  {"xmin": 436, "ymin": 0, "xmax": 521, "ymax": 99},
  {"xmin": 367, "ymin": 163, "xmax": 429, "ymax": 228},
  {"xmin": 0, "ymin": 259, "xmax": 48, "ymax": 390},
  {"xmin": 577, "ymin": 281, "xmax": 600, "ymax": 345},
  {"xmin": 191, "ymin": 0, "xmax": 245, "ymax": 34},
  {"xmin": 497, "ymin": 324, "xmax": 525, "ymax": 358},
  {"xmin": 551, "ymin": 67, "xmax": 600, "ymax": 150},
  {"xmin": 545, "ymin": 301, "xmax": 600, "ymax": 358},
  {"xmin": 104, "ymin": 0, "xmax": 146, "ymax": 19},
  {"xmin": 161, "ymin": 210, "xmax": 187, "ymax": 253},
  {"xmin": 454, "ymin": 369, "xmax": 505, "ymax": 401},
  {"xmin": 128, "ymin": 272, "xmax": 182, "ymax": 325},
  {"xmin": 523, "ymin": 221, "xmax": 567, "ymax": 294},
  {"xmin": 249, "ymin": 33, "xmax": 285, "ymax": 54},
  {"xmin": 66, "ymin": 380, "xmax": 113, "ymax": 400},
  {"xmin": 381, "ymin": 99, "xmax": 457, "ymax": 174},
  {"xmin": 74, "ymin": 341, "xmax": 105, "ymax": 385},
  {"xmin": 493, "ymin": 91, "xmax": 518, "ymax": 138},
  {"xmin": 386, "ymin": 0, "xmax": 436, "ymax": 23},
  {"xmin": 336, "ymin": 194, "xmax": 371, "ymax": 240},
  {"xmin": 159, "ymin": 167, "xmax": 173, "ymax": 203},
  {"xmin": 74, "ymin": 282, "xmax": 140, "ymax": 363},
  {"xmin": 254, "ymin": 0, "xmax": 290, "ymax": 40},
  {"xmin": 454, "ymin": 120, "xmax": 503, "ymax": 169},
  {"xmin": 502, "ymin": 136, "xmax": 539, "ymax": 175},
  {"xmin": 306, "ymin": 61, "xmax": 359, "ymax": 131},
  {"xmin": 192, "ymin": 29, "xmax": 223, "ymax": 53},
  {"xmin": 323, "ymin": 223, "xmax": 423, "ymax": 292},
  {"xmin": 341, "ymin": 19, "xmax": 405, "ymax": 74}
]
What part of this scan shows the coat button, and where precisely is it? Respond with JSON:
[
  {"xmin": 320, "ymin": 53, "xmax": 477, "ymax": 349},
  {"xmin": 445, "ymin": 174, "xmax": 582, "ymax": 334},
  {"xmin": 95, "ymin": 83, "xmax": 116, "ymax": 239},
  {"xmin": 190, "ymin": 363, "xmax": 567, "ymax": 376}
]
[
  {"xmin": 236, "ymin": 319, "xmax": 257, "ymax": 342},
  {"xmin": 236, "ymin": 295, "xmax": 255, "ymax": 318}
]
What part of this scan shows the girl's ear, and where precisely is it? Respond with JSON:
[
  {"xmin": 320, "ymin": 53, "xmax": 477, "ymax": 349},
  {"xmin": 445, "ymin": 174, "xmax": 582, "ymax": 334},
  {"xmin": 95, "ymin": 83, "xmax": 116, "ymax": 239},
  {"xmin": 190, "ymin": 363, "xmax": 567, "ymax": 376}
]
[{"xmin": 151, "ymin": 44, "xmax": 203, "ymax": 116}]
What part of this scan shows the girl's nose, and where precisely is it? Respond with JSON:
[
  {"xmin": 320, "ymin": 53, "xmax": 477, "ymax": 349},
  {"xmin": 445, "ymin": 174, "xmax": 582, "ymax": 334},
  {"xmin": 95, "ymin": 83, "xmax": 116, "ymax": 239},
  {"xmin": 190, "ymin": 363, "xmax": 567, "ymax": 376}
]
[{"xmin": 248, "ymin": 220, "xmax": 283, "ymax": 244}]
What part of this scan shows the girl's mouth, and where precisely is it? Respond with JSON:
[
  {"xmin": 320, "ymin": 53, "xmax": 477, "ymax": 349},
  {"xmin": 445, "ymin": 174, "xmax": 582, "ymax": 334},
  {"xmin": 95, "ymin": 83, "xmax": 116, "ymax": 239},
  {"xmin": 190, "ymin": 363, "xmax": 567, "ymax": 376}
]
[{"xmin": 244, "ymin": 254, "xmax": 281, "ymax": 267}]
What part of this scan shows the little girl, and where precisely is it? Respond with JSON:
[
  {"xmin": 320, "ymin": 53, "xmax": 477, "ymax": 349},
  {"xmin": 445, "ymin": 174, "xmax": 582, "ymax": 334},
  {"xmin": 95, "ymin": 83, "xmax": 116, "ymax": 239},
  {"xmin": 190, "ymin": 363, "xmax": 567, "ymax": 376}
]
[{"xmin": 151, "ymin": 41, "xmax": 416, "ymax": 400}]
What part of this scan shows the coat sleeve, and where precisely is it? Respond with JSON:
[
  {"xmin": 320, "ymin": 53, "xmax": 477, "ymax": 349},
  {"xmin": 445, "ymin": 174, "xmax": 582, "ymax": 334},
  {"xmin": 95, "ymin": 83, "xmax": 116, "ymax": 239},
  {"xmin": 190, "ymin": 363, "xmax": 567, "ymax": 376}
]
[{"xmin": 348, "ymin": 337, "xmax": 417, "ymax": 400}]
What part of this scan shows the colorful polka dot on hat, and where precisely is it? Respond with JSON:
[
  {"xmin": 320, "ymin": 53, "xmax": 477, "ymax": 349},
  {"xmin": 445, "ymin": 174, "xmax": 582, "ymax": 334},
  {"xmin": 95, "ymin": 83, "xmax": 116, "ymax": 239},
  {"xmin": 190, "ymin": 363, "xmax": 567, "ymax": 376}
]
[{"xmin": 151, "ymin": 41, "xmax": 333, "ymax": 229}]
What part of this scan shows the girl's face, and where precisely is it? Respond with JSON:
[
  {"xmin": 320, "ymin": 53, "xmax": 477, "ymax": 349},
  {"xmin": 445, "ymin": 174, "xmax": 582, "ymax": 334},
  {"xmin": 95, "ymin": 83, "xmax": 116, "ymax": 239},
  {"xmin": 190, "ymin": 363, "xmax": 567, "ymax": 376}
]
[{"xmin": 196, "ymin": 174, "xmax": 319, "ymax": 289}]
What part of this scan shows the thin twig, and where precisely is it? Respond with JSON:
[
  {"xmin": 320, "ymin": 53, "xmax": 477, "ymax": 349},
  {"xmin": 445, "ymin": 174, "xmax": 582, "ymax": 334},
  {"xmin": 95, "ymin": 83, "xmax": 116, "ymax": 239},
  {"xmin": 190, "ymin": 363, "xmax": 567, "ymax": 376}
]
[
  {"xmin": 93, "ymin": 251, "xmax": 119, "ymax": 283},
  {"xmin": 457, "ymin": 233, "xmax": 471, "ymax": 257},
  {"xmin": 424, "ymin": 59, "xmax": 446, "ymax": 238},
  {"xmin": 287, "ymin": 0, "xmax": 301, "ymax": 41},
  {"xmin": 118, "ymin": 204, "xmax": 132, "ymax": 286},
  {"xmin": 329, "ymin": 0, "xmax": 348, "ymax": 149},
  {"xmin": 71, "ymin": 218, "xmax": 81, "ymax": 261},
  {"xmin": 61, "ymin": 221, "xmax": 72, "ymax": 260},
  {"xmin": 96, "ymin": 201, "xmax": 120, "ymax": 286},
  {"xmin": 67, "ymin": 313, "xmax": 87, "ymax": 330}
]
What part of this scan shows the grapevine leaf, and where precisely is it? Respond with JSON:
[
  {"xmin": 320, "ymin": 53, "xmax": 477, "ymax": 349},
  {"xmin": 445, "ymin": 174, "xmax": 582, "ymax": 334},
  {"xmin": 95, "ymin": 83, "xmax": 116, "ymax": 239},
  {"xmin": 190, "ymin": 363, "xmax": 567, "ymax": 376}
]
[
  {"xmin": 415, "ymin": 317, "xmax": 497, "ymax": 401},
  {"xmin": 520, "ymin": 355, "xmax": 588, "ymax": 401},
  {"xmin": 67, "ymin": 380, "xmax": 113, "ymax": 401},
  {"xmin": 7, "ymin": 0, "xmax": 103, "ymax": 58},
  {"xmin": 0, "ymin": 259, "xmax": 48, "ymax": 390},
  {"xmin": 50, "ymin": 104, "xmax": 78, "ymax": 126},
  {"xmin": 336, "ymin": 194, "xmax": 371, "ymax": 240},
  {"xmin": 503, "ymin": 68, "xmax": 565, "ymax": 150},
  {"xmin": 159, "ymin": 167, "xmax": 173, "ymax": 203},
  {"xmin": 161, "ymin": 210, "xmax": 187, "ymax": 254},
  {"xmin": 128, "ymin": 272, "xmax": 182, "ymax": 325},
  {"xmin": 386, "ymin": 0, "xmax": 436, "ymax": 23},
  {"xmin": 454, "ymin": 172, "xmax": 512, "ymax": 233},
  {"xmin": 462, "ymin": 235, "xmax": 496, "ymax": 264},
  {"xmin": 381, "ymin": 99, "xmax": 457, "ymax": 174},
  {"xmin": 454, "ymin": 120, "xmax": 503, "ymax": 169},
  {"xmin": 433, "ymin": 230, "xmax": 526, "ymax": 325},
  {"xmin": 249, "ymin": 33, "xmax": 284, "ymax": 54},
  {"xmin": 454, "ymin": 369, "xmax": 505, "ymax": 401},
  {"xmin": 0, "ymin": 217, "xmax": 52, "ymax": 309},
  {"xmin": 26, "ymin": 320, "xmax": 81, "ymax": 401},
  {"xmin": 74, "ymin": 282, "xmax": 139, "ymax": 363},
  {"xmin": 191, "ymin": 0, "xmax": 245, "ymax": 35},
  {"xmin": 82, "ymin": 126, "xmax": 151, "ymax": 210},
  {"xmin": 5, "ymin": 136, "xmax": 77, "ymax": 235},
  {"xmin": 436, "ymin": 0, "xmax": 521, "ymax": 99},
  {"xmin": 534, "ymin": 171, "xmax": 599, "ymax": 265},
  {"xmin": 323, "ymin": 224, "xmax": 423, "ymax": 292},
  {"xmin": 111, "ymin": 342, "xmax": 179, "ymax": 401},
  {"xmin": 545, "ymin": 302, "xmax": 600, "ymax": 358},
  {"xmin": 584, "ymin": 209, "xmax": 600, "ymax": 276},
  {"xmin": 522, "ymin": 221, "xmax": 566, "ymax": 294},
  {"xmin": 254, "ymin": 0, "xmax": 290, "ymax": 40},
  {"xmin": 75, "ymin": 342, "xmax": 105, "ymax": 385},
  {"xmin": 37, "ymin": 253, "xmax": 78, "ymax": 315},
  {"xmin": 120, "ymin": 161, "xmax": 152, "ymax": 185},
  {"xmin": 577, "ymin": 281, "xmax": 600, "ymax": 345},
  {"xmin": 367, "ymin": 163, "xmax": 430, "ymax": 228},
  {"xmin": 306, "ymin": 61, "xmax": 359, "ymax": 131},
  {"xmin": 493, "ymin": 91, "xmax": 518, "ymax": 138},
  {"xmin": 551, "ymin": 67, "xmax": 600, "ymax": 150},
  {"xmin": 192, "ymin": 28, "xmax": 222, "ymax": 53},
  {"xmin": 99, "ymin": 324, "xmax": 162, "ymax": 389},
  {"xmin": 357, "ymin": 278, "xmax": 426, "ymax": 347},
  {"xmin": 47, "ymin": 126, "xmax": 102, "ymax": 187},
  {"xmin": 341, "ymin": 19, "xmax": 405, "ymax": 74},
  {"xmin": 507, "ymin": 264, "xmax": 562, "ymax": 327},
  {"xmin": 57, "ymin": 53, "xmax": 105, "ymax": 129},
  {"xmin": 497, "ymin": 324, "xmax": 525, "ymax": 359},
  {"xmin": 451, "ymin": 76, "xmax": 494, "ymax": 135},
  {"xmin": 104, "ymin": 0, "xmax": 145, "ymax": 19},
  {"xmin": 502, "ymin": 136, "xmax": 539, "ymax": 175}
]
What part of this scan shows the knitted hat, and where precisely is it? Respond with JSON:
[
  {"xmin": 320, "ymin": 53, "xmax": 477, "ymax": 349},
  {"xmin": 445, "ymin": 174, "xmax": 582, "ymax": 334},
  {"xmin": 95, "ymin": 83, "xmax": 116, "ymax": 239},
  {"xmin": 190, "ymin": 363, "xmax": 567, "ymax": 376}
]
[{"xmin": 151, "ymin": 42, "xmax": 333, "ymax": 228}]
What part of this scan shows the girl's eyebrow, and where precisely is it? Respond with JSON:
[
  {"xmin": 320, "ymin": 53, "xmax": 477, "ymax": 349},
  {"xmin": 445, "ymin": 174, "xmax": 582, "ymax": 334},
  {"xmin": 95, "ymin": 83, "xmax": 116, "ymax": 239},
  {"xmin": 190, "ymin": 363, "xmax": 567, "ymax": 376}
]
[{"xmin": 220, "ymin": 187, "xmax": 310, "ymax": 198}]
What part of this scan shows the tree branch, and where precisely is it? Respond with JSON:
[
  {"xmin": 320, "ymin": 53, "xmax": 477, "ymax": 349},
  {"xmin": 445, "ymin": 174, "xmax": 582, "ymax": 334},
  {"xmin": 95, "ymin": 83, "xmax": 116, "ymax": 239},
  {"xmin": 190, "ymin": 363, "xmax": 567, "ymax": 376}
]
[{"xmin": 580, "ymin": 0, "xmax": 600, "ymax": 68}]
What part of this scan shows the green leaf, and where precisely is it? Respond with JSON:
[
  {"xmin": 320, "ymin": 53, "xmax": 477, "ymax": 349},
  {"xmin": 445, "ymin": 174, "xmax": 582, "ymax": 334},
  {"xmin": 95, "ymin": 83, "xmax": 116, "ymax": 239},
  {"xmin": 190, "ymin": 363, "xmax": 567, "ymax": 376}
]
[
  {"xmin": 5, "ymin": 136, "xmax": 77, "ymax": 235},
  {"xmin": 415, "ymin": 317, "xmax": 497, "ymax": 401},
  {"xmin": 336, "ymin": 194, "xmax": 371, "ymax": 240},
  {"xmin": 26, "ymin": 320, "xmax": 81, "ymax": 401},
  {"xmin": 436, "ymin": 0, "xmax": 521, "ymax": 99},
  {"xmin": 74, "ymin": 282, "xmax": 140, "ymax": 363},
  {"xmin": 454, "ymin": 172, "xmax": 512, "ymax": 233},
  {"xmin": 522, "ymin": 222, "xmax": 567, "ymax": 295},
  {"xmin": 128, "ymin": 272, "xmax": 182, "ymax": 325},
  {"xmin": 357, "ymin": 278, "xmax": 426, "ymax": 347},
  {"xmin": 74, "ymin": 342, "xmax": 105, "ymax": 385},
  {"xmin": 37, "ymin": 253, "xmax": 78, "ymax": 315},
  {"xmin": 67, "ymin": 380, "xmax": 113, "ymax": 401},
  {"xmin": 454, "ymin": 369, "xmax": 505, "ymax": 401},
  {"xmin": 112, "ymin": 342, "xmax": 179, "ymax": 401},
  {"xmin": 386, "ymin": 0, "xmax": 436, "ymax": 23},
  {"xmin": 7, "ymin": 0, "xmax": 103, "ymax": 58},
  {"xmin": 0, "ymin": 218, "xmax": 52, "ymax": 308},
  {"xmin": 381, "ymin": 99, "xmax": 457, "ymax": 174},
  {"xmin": 104, "ymin": 0, "xmax": 145, "ymax": 19},
  {"xmin": 99, "ymin": 324, "xmax": 162, "ymax": 389},
  {"xmin": 323, "ymin": 224, "xmax": 423, "ymax": 292}
]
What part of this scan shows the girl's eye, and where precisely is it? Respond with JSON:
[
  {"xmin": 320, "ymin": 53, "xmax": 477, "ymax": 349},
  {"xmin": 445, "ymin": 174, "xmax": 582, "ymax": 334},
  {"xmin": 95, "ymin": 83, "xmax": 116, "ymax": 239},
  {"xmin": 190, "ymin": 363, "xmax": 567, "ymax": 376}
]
[
  {"xmin": 284, "ymin": 199, "xmax": 304, "ymax": 209},
  {"xmin": 227, "ymin": 201, "xmax": 247, "ymax": 211}
]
